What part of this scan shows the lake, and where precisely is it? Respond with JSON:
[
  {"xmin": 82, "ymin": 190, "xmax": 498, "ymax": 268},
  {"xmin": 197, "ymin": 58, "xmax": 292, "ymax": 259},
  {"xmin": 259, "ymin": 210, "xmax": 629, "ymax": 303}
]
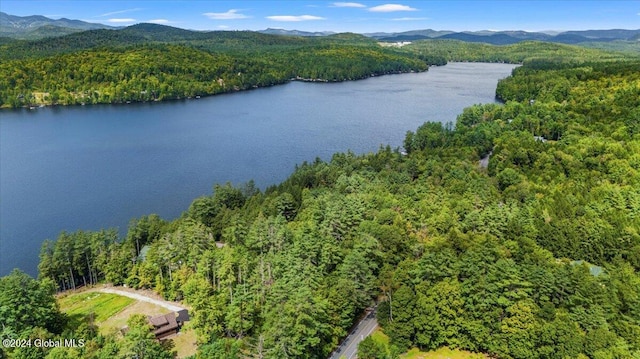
[{"xmin": 0, "ymin": 62, "xmax": 517, "ymax": 277}]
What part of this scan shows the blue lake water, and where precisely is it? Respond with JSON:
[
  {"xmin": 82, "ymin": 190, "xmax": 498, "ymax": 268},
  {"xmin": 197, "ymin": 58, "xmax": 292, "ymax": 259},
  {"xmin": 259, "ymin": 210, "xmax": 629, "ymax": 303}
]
[{"xmin": 0, "ymin": 62, "xmax": 517, "ymax": 276}]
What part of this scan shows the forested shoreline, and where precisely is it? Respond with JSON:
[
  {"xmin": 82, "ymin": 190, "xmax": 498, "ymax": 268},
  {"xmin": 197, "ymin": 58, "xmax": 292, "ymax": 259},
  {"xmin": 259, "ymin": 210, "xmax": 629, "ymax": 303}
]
[
  {"xmin": 0, "ymin": 42, "xmax": 434, "ymax": 108},
  {"xmin": 0, "ymin": 26, "xmax": 440, "ymax": 108},
  {"xmin": 1, "ymin": 29, "xmax": 639, "ymax": 359},
  {"xmin": 2, "ymin": 24, "xmax": 635, "ymax": 110}
]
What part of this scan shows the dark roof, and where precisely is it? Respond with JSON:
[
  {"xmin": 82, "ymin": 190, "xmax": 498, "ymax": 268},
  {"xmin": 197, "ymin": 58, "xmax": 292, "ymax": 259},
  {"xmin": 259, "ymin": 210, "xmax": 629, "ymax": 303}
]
[
  {"xmin": 176, "ymin": 309, "xmax": 190, "ymax": 323},
  {"xmin": 149, "ymin": 315, "xmax": 169, "ymax": 327},
  {"xmin": 148, "ymin": 313, "xmax": 179, "ymax": 337}
]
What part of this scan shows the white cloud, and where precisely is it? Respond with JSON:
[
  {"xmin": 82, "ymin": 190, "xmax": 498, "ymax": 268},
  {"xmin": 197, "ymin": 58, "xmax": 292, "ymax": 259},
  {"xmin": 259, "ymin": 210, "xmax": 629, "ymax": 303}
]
[
  {"xmin": 368, "ymin": 4, "xmax": 417, "ymax": 12},
  {"xmin": 266, "ymin": 15, "xmax": 325, "ymax": 22},
  {"xmin": 218, "ymin": 25, "xmax": 230, "ymax": 29},
  {"xmin": 332, "ymin": 2, "xmax": 367, "ymax": 7},
  {"xmin": 148, "ymin": 19, "xmax": 170, "ymax": 24},
  {"xmin": 392, "ymin": 17, "xmax": 429, "ymax": 21},
  {"xmin": 107, "ymin": 18, "xmax": 136, "ymax": 23},
  {"xmin": 203, "ymin": 9, "xmax": 249, "ymax": 20}
]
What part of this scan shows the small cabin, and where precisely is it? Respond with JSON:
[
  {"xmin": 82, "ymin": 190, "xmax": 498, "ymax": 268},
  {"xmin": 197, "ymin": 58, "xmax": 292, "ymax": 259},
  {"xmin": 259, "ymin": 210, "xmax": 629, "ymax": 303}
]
[{"xmin": 148, "ymin": 313, "xmax": 179, "ymax": 339}]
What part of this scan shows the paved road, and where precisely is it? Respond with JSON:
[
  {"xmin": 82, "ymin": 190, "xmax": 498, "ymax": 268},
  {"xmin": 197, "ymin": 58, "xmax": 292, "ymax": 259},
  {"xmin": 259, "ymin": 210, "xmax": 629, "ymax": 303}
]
[
  {"xmin": 97, "ymin": 287, "xmax": 186, "ymax": 312},
  {"xmin": 329, "ymin": 309, "xmax": 379, "ymax": 359}
]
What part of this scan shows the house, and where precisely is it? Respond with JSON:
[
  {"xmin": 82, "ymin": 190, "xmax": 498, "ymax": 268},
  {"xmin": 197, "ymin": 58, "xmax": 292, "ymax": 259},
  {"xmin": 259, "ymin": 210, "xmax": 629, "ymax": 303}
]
[
  {"xmin": 148, "ymin": 313, "xmax": 180, "ymax": 339},
  {"xmin": 146, "ymin": 309, "xmax": 190, "ymax": 340}
]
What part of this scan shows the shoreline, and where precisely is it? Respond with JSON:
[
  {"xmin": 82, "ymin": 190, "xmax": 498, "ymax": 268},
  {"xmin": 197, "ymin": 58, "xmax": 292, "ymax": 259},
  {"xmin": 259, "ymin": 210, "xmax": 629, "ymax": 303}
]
[
  {"xmin": 1, "ymin": 61, "xmax": 522, "ymax": 111},
  {"xmin": 0, "ymin": 67, "xmax": 429, "ymax": 110}
]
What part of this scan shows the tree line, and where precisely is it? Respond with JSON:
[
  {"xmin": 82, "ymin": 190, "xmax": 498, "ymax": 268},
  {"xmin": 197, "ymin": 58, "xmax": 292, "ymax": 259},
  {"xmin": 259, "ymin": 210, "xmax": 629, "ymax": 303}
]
[
  {"xmin": 402, "ymin": 39, "xmax": 635, "ymax": 64},
  {"xmin": 0, "ymin": 26, "xmax": 433, "ymax": 108},
  {"xmin": 1, "ymin": 48, "xmax": 639, "ymax": 359}
]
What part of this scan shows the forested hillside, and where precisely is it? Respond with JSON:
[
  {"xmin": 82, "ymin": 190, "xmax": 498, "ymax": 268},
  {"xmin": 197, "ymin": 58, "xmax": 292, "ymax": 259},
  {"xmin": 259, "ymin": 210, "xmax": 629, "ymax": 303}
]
[
  {"xmin": 2, "ymin": 40, "xmax": 638, "ymax": 358},
  {"xmin": 5, "ymin": 24, "xmax": 636, "ymax": 110},
  {"xmin": 0, "ymin": 11, "xmax": 116, "ymax": 40},
  {"xmin": 403, "ymin": 39, "xmax": 635, "ymax": 63},
  {"xmin": 0, "ymin": 25, "xmax": 434, "ymax": 108}
]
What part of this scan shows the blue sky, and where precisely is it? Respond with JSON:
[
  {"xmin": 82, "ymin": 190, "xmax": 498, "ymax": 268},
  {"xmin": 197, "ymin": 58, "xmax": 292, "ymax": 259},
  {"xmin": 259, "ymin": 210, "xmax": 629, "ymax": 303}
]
[{"xmin": 2, "ymin": 1, "xmax": 639, "ymax": 33}]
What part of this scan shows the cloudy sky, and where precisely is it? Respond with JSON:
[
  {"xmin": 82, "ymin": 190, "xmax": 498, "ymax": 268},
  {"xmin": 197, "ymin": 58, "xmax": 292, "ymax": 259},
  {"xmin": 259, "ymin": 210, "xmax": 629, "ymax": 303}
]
[{"xmin": 3, "ymin": 1, "xmax": 639, "ymax": 33}]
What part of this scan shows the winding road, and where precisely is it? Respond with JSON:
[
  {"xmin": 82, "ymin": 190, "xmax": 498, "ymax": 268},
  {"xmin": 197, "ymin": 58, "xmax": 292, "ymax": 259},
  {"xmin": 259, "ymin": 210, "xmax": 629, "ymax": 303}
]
[
  {"xmin": 98, "ymin": 286, "xmax": 375, "ymax": 358},
  {"xmin": 329, "ymin": 308, "xmax": 379, "ymax": 359}
]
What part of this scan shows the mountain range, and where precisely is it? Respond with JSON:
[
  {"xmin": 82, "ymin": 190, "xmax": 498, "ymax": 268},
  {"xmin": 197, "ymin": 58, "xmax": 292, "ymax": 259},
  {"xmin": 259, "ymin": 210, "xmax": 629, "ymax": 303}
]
[
  {"xmin": 0, "ymin": 12, "xmax": 116, "ymax": 39},
  {"xmin": 1, "ymin": 11, "xmax": 639, "ymax": 45},
  {"xmin": 366, "ymin": 28, "xmax": 640, "ymax": 45}
]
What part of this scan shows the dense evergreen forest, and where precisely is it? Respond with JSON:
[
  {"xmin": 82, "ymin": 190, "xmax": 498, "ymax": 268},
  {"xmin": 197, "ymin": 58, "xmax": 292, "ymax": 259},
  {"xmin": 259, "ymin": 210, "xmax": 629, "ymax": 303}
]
[
  {"xmin": 0, "ymin": 24, "xmax": 440, "ymax": 108},
  {"xmin": 1, "ymin": 29, "xmax": 639, "ymax": 359},
  {"xmin": 402, "ymin": 39, "xmax": 636, "ymax": 63}
]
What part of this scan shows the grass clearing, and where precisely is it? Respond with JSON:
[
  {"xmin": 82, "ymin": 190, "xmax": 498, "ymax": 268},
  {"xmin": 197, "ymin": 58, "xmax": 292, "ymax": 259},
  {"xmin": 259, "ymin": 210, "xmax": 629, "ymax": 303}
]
[
  {"xmin": 99, "ymin": 299, "xmax": 171, "ymax": 334},
  {"xmin": 170, "ymin": 324, "xmax": 198, "ymax": 358},
  {"xmin": 362, "ymin": 328, "xmax": 486, "ymax": 359},
  {"xmin": 401, "ymin": 347, "xmax": 488, "ymax": 359},
  {"xmin": 57, "ymin": 289, "xmax": 198, "ymax": 357},
  {"xmin": 371, "ymin": 328, "xmax": 390, "ymax": 346},
  {"xmin": 58, "ymin": 291, "xmax": 134, "ymax": 323}
]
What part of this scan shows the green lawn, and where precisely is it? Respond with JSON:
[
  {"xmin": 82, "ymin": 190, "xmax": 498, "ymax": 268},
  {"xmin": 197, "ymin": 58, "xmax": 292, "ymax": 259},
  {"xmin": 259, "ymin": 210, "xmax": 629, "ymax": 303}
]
[
  {"xmin": 402, "ymin": 347, "xmax": 487, "ymax": 359},
  {"xmin": 369, "ymin": 328, "xmax": 486, "ymax": 359},
  {"xmin": 371, "ymin": 328, "xmax": 391, "ymax": 347},
  {"xmin": 58, "ymin": 291, "xmax": 134, "ymax": 323},
  {"xmin": 58, "ymin": 290, "xmax": 197, "ymax": 357}
]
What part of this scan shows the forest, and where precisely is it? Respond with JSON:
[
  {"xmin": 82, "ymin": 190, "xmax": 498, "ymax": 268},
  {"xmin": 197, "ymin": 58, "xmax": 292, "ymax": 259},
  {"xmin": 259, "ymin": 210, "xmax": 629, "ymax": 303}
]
[
  {"xmin": 1, "ymin": 30, "xmax": 639, "ymax": 359},
  {"xmin": 5, "ymin": 24, "xmax": 636, "ymax": 110},
  {"xmin": 0, "ymin": 25, "xmax": 439, "ymax": 108}
]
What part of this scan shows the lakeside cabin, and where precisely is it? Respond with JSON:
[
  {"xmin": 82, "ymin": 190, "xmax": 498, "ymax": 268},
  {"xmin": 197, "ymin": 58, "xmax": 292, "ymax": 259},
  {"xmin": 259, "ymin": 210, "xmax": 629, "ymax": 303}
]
[
  {"xmin": 149, "ymin": 313, "xmax": 179, "ymax": 339},
  {"xmin": 148, "ymin": 309, "xmax": 190, "ymax": 340},
  {"xmin": 123, "ymin": 309, "xmax": 190, "ymax": 340}
]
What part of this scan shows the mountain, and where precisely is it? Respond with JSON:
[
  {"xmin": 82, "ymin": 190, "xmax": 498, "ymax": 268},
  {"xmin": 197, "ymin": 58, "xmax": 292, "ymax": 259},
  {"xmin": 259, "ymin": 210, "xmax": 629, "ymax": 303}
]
[
  {"xmin": 561, "ymin": 29, "xmax": 640, "ymax": 39},
  {"xmin": 365, "ymin": 29, "xmax": 454, "ymax": 40},
  {"xmin": 258, "ymin": 28, "xmax": 336, "ymax": 37},
  {"xmin": 2, "ymin": 11, "xmax": 639, "ymax": 47},
  {"xmin": 437, "ymin": 32, "xmax": 526, "ymax": 45},
  {"xmin": 0, "ymin": 23, "xmax": 360, "ymax": 60},
  {"xmin": 489, "ymin": 30, "xmax": 552, "ymax": 41},
  {"xmin": 0, "ymin": 11, "xmax": 115, "ymax": 39},
  {"xmin": 364, "ymin": 28, "xmax": 640, "ymax": 45},
  {"xmin": 119, "ymin": 23, "xmax": 210, "ymax": 41}
]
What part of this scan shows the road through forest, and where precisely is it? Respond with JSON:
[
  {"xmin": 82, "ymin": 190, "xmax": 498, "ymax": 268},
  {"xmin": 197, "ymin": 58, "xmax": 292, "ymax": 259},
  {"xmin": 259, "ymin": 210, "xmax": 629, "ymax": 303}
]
[
  {"xmin": 97, "ymin": 285, "xmax": 376, "ymax": 358},
  {"xmin": 328, "ymin": 308, "xmax": 379, "ymax": 359}
]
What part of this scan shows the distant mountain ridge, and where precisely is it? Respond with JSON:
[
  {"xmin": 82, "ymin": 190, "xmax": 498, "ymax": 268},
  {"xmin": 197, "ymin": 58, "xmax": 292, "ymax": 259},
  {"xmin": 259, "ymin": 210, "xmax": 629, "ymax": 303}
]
[
  {"xmin": 0, "ymin": 11, "xmax": 116, "ymax": 39},
  {"xmin": 1, "ymin": 12, "xmax": 639, "ymax": 46},
  {"xmin": 367, "ymin": 28, "xmax": 640, "ymax": 45},
  {"xmin": 0, "ymin": 22, "xmax": 379, "ymax": 61},
  {"xmin": 259, "ymin": 28, "xmax": 336, "ymax": 37}
]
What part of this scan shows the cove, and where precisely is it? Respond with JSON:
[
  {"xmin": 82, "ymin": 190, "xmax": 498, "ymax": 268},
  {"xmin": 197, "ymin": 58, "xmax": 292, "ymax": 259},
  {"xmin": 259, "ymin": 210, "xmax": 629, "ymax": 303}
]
[{"xmin": 0, "ymin": 62, "xmax": 517, "ymax": 276}]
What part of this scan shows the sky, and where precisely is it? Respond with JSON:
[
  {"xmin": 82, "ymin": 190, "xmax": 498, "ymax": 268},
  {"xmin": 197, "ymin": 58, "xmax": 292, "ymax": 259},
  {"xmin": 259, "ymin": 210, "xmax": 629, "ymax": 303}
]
[{"xmin": 2, "ymin": 1, "xmax": 639, "ymax": 33}]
